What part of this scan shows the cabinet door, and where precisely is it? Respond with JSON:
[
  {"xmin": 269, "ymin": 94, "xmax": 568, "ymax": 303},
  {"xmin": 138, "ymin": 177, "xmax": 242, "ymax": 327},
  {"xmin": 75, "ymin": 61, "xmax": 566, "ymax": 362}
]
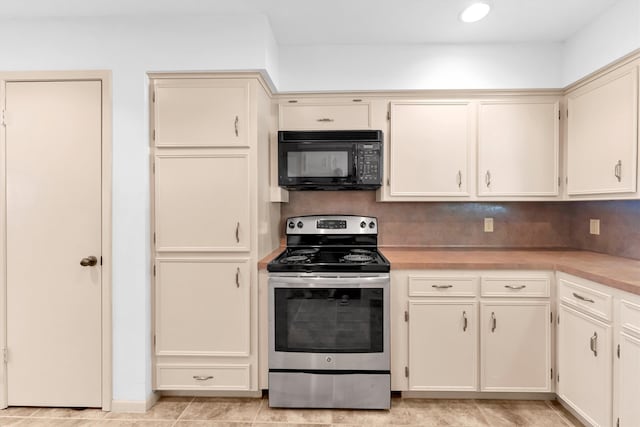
[
  {"xmin": 480, "ymin": 301, "xmax": 551, "ymax": 392},
  {"xmin": 155, "ymin": 153, "xmax": 250, "ymax": 252},
  {"xmin": 567, "ymin": 66, "xmax": 638, "ymax": 196},
  {"xmin": 389, "ymin": 102, "xmax": 473, "ymax": 197},
  {"xmin": 558, "ymin": 304, "xmax": 612, "ymax": 427},
  {"xmin": 155, "ymin": 259, "xmax": 250, "ymax": 357},
  {"xmin": 154, "ymin": 79, "xmax": 250, "ymax": 147},
  {"xmin": 618, "ymin": 332, "xmax": 640, "ymax": 427},
  {"xmin": 279, "ymin": 102, "xmax": 371, "ymax": 130},
  {"xmin": 409, "ymin": 300, "xmax": 478, "ymax": 391},
  {"xmin": 478, "ymin": 101, "xmax": 559, "ymax": 197}
]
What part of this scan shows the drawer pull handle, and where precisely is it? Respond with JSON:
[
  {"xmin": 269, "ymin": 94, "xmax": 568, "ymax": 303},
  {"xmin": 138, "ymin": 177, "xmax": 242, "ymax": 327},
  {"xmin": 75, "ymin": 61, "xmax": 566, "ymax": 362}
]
[
  {"xmin": 572, "ymin": 292, "xmax": 595, "ymax": 303},
  {"xmin": 236, "ymin": 267, "xmax": 240, "ymax": 288},
  {"xmin": 491, "ymin": 312, "xmax": 497, "ymax": 333},
  {"xmin": 590, "ymin": 332, "xmax": 598, "ymax": 357},
  {"xmin": 235, "ymin": 222, "xmax": 240, "ymax": 243},
  {"xmin": 462, "ymin": 311, "xmax": 468, "ymax": 332},
  {"xmin": 193, "ymin": 375, "xmax": 214, "ymax": 381},
  {"xmin": 505, "ymin": 285, "xmax": 526, "ymax": 290},
  {"xmin": 317, "ymin": 118, "xmax": 335, "ymax": 122},
  {"xmin": 615, "ymin": 160, "xmax": 622, "ymax": 182},
  {"xmin": 485, "ymin": 170, "xmax": 491, "ymax": 187},
  {"xmin": 457, "ymin": 170, "xmax": 462, "ymax": 189},
  {"xmin": 234, "ymin": 116, "xmax": 239, "ymax": 137},
  {"xmin": 432, "ymin": 285, "xmax": 453, "ymax": 289}
]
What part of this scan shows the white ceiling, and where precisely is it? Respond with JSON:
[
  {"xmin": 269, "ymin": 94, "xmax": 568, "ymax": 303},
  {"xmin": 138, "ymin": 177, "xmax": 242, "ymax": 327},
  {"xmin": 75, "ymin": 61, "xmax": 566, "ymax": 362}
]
[{"xmin": 0, "ymin": 0, "xmax": 619, "ymax": 45}]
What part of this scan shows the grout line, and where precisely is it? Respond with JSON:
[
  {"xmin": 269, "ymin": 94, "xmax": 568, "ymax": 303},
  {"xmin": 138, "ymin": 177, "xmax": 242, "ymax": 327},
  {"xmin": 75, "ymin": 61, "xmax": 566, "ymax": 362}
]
[
  {"xmin": 544, "ymin": 400, "xmax": 577, "ymax": 427},
  {"xmin": 251, "ymin": 395, "xmax": 264, "ymax": 426},
  {"xmin": 171, "ymin": 396, "xmax": 195, "ymax": 426},
  {"xmin": 471, "ymin": 398, "xmax": 493, "ymax": 426}
]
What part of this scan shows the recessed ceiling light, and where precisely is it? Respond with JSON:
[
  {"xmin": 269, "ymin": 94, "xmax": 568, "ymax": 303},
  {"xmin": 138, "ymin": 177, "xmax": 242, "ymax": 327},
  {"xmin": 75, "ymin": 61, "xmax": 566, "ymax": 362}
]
[{"xmin": 460, "ymin": 2, "xmax": 491, "ymax": 23}]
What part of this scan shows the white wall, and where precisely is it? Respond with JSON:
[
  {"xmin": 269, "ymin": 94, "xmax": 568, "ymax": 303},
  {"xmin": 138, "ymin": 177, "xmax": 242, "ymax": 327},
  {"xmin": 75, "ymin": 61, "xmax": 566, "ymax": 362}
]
[
  {"xmin": 562, "ymin": 0, "xmax": 640, "ymax": 85},
  {"xmin": 0, "ymin": 14, "xmax": 277, "ymax": 403},
  {"xmin": 277, "ymin": 43, "xmax": 564, "ymax": 91}
]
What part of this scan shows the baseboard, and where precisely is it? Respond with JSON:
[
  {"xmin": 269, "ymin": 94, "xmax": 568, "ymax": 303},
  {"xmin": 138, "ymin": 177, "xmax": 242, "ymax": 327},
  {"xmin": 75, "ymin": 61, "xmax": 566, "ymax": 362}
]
[
  {"xmin": 111, "ymin": 392, "xmax": 159, "ymax": 413},
  {"xmin": 159, "ymin": 390, "xmax": 263, "ymax": 398},
  {"xmin": 402, "ymin": 391, "xmax": 557, "ymax": 400}
]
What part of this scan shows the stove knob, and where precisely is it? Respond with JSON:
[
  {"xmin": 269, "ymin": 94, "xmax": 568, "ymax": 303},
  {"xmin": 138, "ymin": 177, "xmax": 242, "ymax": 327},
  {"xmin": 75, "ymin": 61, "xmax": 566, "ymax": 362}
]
[
  {"xmin": 288, "ymin": 222, "xmax": 295, "ymax": 229},
  {"xmin": 297, "ymin": 221, "xmax": 303, "ymax": 228},
  {"xmin": 369, "ymin": 221, "xmax": 376, "ymax": 229},
  {"xmin": 360, "ymin": 221, "xmax": 367, "ymax": 228}
]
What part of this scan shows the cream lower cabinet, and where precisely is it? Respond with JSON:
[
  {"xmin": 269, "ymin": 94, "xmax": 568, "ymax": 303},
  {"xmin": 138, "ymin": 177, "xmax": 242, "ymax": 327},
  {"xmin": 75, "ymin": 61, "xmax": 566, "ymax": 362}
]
[
  {"xmin": 409, "ymin": 300, "xmax": 478, "ymax": 391},
  {"xmin": 480, "ymin": 301, "xmax": 551, "ymax": 391},
  {"xmin": 399, "ymin": 270, "xmax": 552, "ymax": 394},
  {"xmin": 615, "ymin": 298, "xmax": 640, "ymax": 427},
  {"xmin": 558, "ymin": 274, "xmax": 613, "ymax": 427},
  {"xmin": 151, "ymin": 74, "xmax": 280, "ymax": 392}
]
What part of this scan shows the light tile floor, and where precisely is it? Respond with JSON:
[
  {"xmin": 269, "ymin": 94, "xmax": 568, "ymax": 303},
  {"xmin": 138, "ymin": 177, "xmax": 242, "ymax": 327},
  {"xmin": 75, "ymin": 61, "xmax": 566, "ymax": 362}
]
[{"xmin": 0, "ymin": 396, "xmax": 583, "ymax": 426}]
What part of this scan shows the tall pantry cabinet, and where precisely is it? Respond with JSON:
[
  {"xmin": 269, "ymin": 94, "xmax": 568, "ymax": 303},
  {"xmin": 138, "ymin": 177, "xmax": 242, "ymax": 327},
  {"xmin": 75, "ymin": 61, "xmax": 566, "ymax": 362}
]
[{"xmin": 150, "ymin": 74, "xmax": 280, "ymax": 391}]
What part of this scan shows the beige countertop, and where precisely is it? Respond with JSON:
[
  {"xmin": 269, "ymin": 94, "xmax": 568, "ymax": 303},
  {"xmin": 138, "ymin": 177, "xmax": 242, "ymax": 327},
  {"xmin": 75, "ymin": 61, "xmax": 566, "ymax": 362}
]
[{"xmin": 259, "ymin": 247, "xmax": 640, "ymax": 296}]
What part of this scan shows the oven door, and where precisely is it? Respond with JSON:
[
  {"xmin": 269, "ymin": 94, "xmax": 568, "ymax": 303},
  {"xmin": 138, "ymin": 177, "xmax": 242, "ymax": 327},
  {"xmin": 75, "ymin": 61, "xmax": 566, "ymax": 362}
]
[
  {"xmin": 268, "ymin": 273, "xmax": 390, "ymax": 371},
  {"xmin": 278, "ymin": 142, "xmax": 357, "ymax": 189}
]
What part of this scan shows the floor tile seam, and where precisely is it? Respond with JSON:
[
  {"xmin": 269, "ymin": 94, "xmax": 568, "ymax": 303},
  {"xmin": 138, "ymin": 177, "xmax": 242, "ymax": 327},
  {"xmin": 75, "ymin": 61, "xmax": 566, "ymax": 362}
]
[
  {"xmin": 174, "ymin": 395, "xmax": 196, "ymax": 422},
  {"xmin": 469, "ymin": 399, "xmax": 493, "ymax": 426},
  {"xmin": 543, "ymin": 400, "xmax": 576, "ymax": 426},
  {"xmin": 250, "ymin": 396, "xmax": 264, "ymax": 425}
]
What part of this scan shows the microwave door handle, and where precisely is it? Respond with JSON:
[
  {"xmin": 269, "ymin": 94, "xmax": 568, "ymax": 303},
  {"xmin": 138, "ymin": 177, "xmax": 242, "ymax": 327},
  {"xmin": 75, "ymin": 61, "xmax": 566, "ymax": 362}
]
[{"xmin": 353, "ymin": 148, "xmax": 358, "ymax": 183}]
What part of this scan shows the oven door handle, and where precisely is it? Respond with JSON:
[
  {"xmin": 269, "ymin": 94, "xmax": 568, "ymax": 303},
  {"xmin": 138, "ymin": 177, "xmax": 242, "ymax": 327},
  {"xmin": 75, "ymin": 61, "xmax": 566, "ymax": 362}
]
[{"xmin": 270, "ymin": 275, "xmax": 389, "ymax": 287}]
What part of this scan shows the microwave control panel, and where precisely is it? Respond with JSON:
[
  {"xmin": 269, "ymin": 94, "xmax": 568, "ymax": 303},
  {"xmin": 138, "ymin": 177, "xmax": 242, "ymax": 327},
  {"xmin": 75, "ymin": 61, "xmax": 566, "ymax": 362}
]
[{"xmin": 356, "ymin": 142, "xmax": 382, "ymax": 185}]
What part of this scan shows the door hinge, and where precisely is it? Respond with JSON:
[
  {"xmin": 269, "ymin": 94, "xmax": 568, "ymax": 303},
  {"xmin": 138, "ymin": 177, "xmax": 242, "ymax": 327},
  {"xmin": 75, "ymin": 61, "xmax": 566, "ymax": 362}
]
[
  {"xmin": 0, "ymin": 109, "xmax": 6, "ymax": 126},
  {"xmin": 2, "ymin": 348, "xmax": 7, "ymax": 363},
  {"xmin": 617, "ymin": 343, "xmax": 621, "ymax": 359},
  {"xmin": 404, "ymin": 310, "xmax": 409, "ymax": 322},
  {"xmin": 387, "ymin": 110, "xmax": 391, "ymax": 120},
  {"xmin": 405, "ymin": 366, "xmax": 409, "ymax": 377}
]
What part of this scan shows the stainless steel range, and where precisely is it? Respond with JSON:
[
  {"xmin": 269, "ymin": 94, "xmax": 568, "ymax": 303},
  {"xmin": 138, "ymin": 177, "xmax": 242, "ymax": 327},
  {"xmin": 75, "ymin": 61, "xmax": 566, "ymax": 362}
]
[{"xmin": 267, "ymin": 215, "xmax": 391, "ymax": 409}]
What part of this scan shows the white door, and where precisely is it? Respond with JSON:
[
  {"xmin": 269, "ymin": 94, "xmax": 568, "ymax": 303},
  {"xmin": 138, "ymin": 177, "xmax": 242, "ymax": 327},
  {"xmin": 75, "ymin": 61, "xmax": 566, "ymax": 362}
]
[
  {"xmin": 5, "ymin": 80, "xmax": 102, "ymax": 406},
  {"xmin": 408, "ymin": 300, "xmax": 478, "ymax": 391},
  {"xmin": 618, "ymin": 332, "xmax": 640, "ymax": 427}
]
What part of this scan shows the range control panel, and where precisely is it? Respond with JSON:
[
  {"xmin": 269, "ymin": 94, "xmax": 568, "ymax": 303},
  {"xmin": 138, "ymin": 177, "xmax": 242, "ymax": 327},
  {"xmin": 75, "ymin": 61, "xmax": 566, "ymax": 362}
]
[{"xmin": 286, "ymin": 215, "xmax": 378, "ymax": 235}]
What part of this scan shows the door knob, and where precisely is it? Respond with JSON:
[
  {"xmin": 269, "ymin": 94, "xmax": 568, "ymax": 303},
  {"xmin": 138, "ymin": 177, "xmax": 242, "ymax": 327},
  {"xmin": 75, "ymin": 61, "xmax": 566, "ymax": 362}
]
[{"xmin": 80, "ymin": 256, "xmax": 98, "ymax": 267}]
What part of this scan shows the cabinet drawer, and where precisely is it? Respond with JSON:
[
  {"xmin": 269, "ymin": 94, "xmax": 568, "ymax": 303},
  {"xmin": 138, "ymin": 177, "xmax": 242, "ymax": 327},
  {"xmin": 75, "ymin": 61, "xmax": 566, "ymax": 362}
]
[
  {"xmin": 559, "ymin": 278, "xmax": 612, "ymax": 321},
  {"xmin": 481, "ymin": 276, "xmax": 550, "ymax": 297},
  {"xmin": 156, "ymin": 364, "xmax": 250, "ymax": 390},
  {"xmin": 621, "ymin": 299, "xmax": 640, "ymax": 336},
  {"xmin": 279, "ymin": 103, "xmax": 371, "ymax": 130},
  {"xmin": 408, "ymin": 276, "xmax": 478, "ymax": 297}
]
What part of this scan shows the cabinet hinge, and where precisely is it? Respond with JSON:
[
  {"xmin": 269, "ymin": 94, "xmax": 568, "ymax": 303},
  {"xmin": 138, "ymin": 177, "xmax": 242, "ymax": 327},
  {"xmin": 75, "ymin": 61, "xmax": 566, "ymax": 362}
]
[
  {"xmin": 387, "ymin": 110, "xmax": 391, "ymax": 120},
  {"xmin": 0, "ymin": 109, "xmax": 6, "ymax": 127},
  {"xmin": 153, "ymin": 335, "xmax": 156, "ymax": 347},
  {"xmin": 557, "ymin": 373, "xmax": 560, "ymax": 382},
  {"xmin": 153, "ymin": 264, "xmax": 156, "ymax": 277},
  {"xmin": 566, "ymin": 109, "xmax": 569, "ymax": 118},
  {"xmin": 100, "ymin": 256, "xmax": 103, "ymax": 266},
  {"xmin": 153, "ymin": 232, "xmax": 156, "ymax": 244},
  {"xmin": 550, "ymin": 312, "xmax": 553, "ymax": 323},
  {"xmin": 617, "ymin": 417, "xmax": 620, "ymax": 427},
  {"xmin": 153, "ymin": 162, "xmax": 155, "ymax": 174},
  {"xmin": 152, "ymin": 91, "xmax": 156, "ymax": 103},
  {"xmin": 617, "ymin": 343, "xmax": 621, "ymax": 359},
  {"xmin": 2, "ymin": 348, "xmax": 7, "ymax": 363},
  {"xmin": 558, "ymin": 110, "xmax": 560, "ymax": 120},
  {"xmin": 558, "ymin": 177, "xmax": 561, "ymax": 187},
  {"xmin": 404, "ymin": 310, "xmax": 409, "ymax": 322},
  {"xmin": 551, "ymin": 368, "xmax": 553, "ymax": 380},
  {"xmin": 387, "ymin": 178, "xmax": 390, "ymax": 186},
  {"xmin": 565, "ymin": 177, "xmax": 568, "ymax": 185},
  {"xmin": 557, "ymin": 315, "xmax": 560, "ymax": 325},
  {"xmin": 405, "ymin": 366, "xmax": 409, "ymax": 377},
  {"xmin": 153, "ymin": 129, "xmax": 156, "ymax": 141}
]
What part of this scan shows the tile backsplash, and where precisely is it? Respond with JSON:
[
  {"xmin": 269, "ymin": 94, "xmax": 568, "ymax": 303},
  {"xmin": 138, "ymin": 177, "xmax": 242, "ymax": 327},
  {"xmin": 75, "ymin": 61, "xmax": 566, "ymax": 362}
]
[{"xmin": 280, "ymin": 192, "xmax": 640, "ymax": 260}]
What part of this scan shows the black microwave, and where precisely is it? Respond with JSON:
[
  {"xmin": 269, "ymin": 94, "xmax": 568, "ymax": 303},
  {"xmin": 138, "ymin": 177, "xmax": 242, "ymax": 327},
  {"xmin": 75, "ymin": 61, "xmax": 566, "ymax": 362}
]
[{"xmin": 278, "ymin": 130, "xmax": 383, "ymax": 190}]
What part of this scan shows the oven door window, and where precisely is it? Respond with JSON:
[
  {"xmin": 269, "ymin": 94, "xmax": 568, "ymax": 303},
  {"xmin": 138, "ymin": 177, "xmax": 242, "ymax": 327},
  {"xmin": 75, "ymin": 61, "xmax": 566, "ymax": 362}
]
[
  {"xmin": 274, "ymin": 287, "xmax": 384, "ymax": 353},
  {"xmin": 287, "ymin": 151, "xmax": 350, "ymax": 178}
]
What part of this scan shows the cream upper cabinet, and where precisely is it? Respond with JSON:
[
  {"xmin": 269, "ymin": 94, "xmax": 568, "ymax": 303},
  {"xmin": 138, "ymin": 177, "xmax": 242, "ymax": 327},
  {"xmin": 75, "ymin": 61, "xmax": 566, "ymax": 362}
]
[
  {"xmin": 408, "ymin": 300, "xmax": 478, "ymax": 391},
  {"xmin": 154, "ymin": 153, "xmax": 250, "ymax": 252},
  {"xmin": 154, "ymin": 79, "xmax": 250, "ymax": 147},
  {"xmin": 566, "ymin": 66, "xmax": 639, "ymax": 196},
  {"xmin": 480, "ymin": 301, "xmax": 551, "ymax": 392},
  {"xmin": 388, "ymin": 101, "xmax": 473, "ymax": 198},
  {"xmin": 279, "ymin": 101, "xmax": 371, "ymax": 130},
  {"xmin": 477, "ymin": 100, "xmax": 559, "ymax": 197}
]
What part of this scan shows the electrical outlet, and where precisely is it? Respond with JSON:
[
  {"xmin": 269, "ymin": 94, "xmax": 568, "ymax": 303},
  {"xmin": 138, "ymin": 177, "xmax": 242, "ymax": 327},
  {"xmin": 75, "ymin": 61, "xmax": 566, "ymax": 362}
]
[
  {"xmin": 589, "ymin": 219, "xmax": 600, "ymax": 235},
  {"xmin": 484, "ymin": 217, "xmax": 494, "ymax": 233}
]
